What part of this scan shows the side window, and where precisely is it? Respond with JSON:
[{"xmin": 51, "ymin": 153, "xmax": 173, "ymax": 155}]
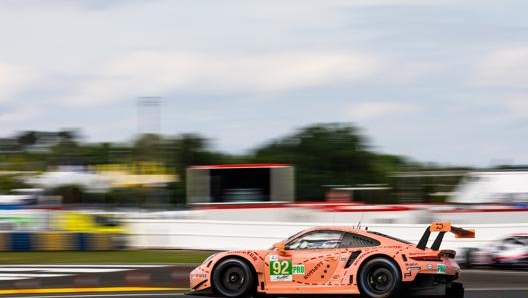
[
  {"xmin": 340, "ymin": 232, "xmax": 380, "ymax": 248},
  {"xmin": 286, "ymin": 230, "xmax": 344, "ymax": 250}
]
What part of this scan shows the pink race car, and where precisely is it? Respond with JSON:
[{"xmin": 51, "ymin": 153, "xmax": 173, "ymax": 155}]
[{"xmin": 189, "ymin": 222, "xmax": 474, "ymax": 298}]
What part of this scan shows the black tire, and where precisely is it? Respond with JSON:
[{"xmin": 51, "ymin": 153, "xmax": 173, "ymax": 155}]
[
  {"xmin": 446, "ymin": 282, "xmax": 464, "ymax": 298},
  {"xmin": 212, "ymin": 258, "xmax": 255, "ymax": 298},
  {"xmin": 358, "ymin": 257, "xmax": 402, "ymax": 298}
]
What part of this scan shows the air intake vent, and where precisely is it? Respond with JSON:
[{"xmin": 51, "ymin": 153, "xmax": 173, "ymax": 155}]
[{"xmin": 345, "ymin": 251, "xmax": 362, "ymax": 269}]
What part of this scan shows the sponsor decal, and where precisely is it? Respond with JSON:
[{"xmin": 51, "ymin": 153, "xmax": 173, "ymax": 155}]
[
  {"xmin": 406, "ymin": 266, "xmax": 421, "ymax": 271},
  {"xmin": 191, "ymin": 273, "xmax": 207, "ymax": 278},
  {"xmin": 293, "ymin": 264, "xmax": 305, "ymax": 274},
  {"xmin": 304, "ymin": 261, "xmax": 324, "ymax": 280},
  {"xmin": 231, "ymin": 251, "xmax": 258, "ymax": 261},
  {"xmin": 426, "ymin": 264, "xmax": 434, "ymax": 270},
  {"xmin": 246, "ymin": 251, "xmax": 258, "ymax": 261},
  {"xmin": 270, "ymin": 274, "xmax": 292, "ymax": 281},
  {"xmin": 270, "ymin": 259, "xmax": 292, "ymax": 281},
  {"xmin": 332, "ymin": 274, "xmax": 340, "ymax": 280},
  {"xmin": 437, "ymin": 264, "xmax": 446, "ymax": 274},
  {"xmin": 270, "ymin": 255, "xmax": 279, "ymax": 262}
]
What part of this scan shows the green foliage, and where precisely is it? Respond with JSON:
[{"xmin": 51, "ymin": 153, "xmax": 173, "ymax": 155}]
[
  {"xmin": 105, "ymin": 187, "xmax": 143, "ymax": 206},
  {"xmin": 133, "ymin": 133, "xmax": 163, "ymax": 162},
  {"xmin": 1, "ymin": 124, "xmax": 461, "ymax": 204},
  {"xmin": 47, "ymin": 184, "xmax": 85, "ymax": 204},
  {"xmin": 0, "ymin": 175, "xmax": 31, "ymax": 193},
  {"xmin": 252, "ymin": 123, "xmax": 403, "ymax": 201}
]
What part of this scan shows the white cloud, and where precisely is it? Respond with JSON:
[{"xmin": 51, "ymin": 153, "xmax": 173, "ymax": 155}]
[
  {"xmin": 502, "ymin": 97, "xmax": 528, "ymax": 120},
  {"xmin": 473, "ymin": 47, "xmax": 528, "ymax": 88},
  {"xmin": 0, "ymin": 106, "xmax": 39, "ymax": 125},
  {"xmin": 333, "ymin": 0, "xmax": 454, "ymax": 6},
  {"xmin": 0, "ymin": 64, "xmax": 38, "ymax": 103},
  {"xmin": 346, "ymin": 101, "xmax": 419, "ymax": 121},
  {"xmin": 60, "ymin": 50, "xmax": 382, "ymax": 106}
]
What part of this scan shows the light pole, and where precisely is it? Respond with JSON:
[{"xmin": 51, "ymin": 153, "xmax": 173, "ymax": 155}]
[
  {"xmin": 137, "ymin": 97, "xmax": 166, "ymax": 208},
  {"xmin": 137, "ymin": 97, "xmax": 162, "ymax": 136}
]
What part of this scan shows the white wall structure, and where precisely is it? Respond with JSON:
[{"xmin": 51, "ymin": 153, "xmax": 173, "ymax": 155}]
[
  {"xmin": 125, "ymin": 219, "xmax": 528, "ymax": 252},
  {"xmin": 450, "ymin": 171, "xmax": 528, "ymax": 204},
  {"xmin": 187, "ymin": 203, "xmax": 528, "ymax": 224}
]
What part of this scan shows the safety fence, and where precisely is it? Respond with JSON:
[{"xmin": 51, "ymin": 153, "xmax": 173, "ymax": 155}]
[{"xmin": 0, "ymin": 232, "xmax": 126, "ymax": 251}]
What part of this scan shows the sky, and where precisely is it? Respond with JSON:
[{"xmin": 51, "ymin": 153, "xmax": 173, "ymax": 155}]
[{"xmin": 0, "ymin": 0, "xmax": 527, "ymax": 167}]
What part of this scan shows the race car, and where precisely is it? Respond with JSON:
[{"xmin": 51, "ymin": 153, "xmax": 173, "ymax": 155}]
[
  {"xmin": 459, "ymin": 233, "xmax": 528, "ymax": 268},
  {"xmin": 189, "ymin": 222, "xmax": 473, "ymax": 298}
]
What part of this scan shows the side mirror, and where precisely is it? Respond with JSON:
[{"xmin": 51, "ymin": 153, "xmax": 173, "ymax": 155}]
[{"xmin": 273, "ymin": 241, "xmax": 286, "ymax": 251}]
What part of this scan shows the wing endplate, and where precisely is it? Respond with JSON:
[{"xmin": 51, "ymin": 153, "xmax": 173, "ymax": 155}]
[{"xmin": 418, "ymin": 222, "xmax": 475, "ymax": 250}]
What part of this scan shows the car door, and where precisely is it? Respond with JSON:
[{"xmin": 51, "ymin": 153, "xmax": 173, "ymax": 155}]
[{"xmin": 264, "ymin": 230, "xmax": 345, "ymax": 293}]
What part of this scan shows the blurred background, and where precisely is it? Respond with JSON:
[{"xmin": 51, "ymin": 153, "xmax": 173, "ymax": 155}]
[
  {"xmin": 0, "ymin": 0, "xmax": 527, "ymax": 268},
  {"xmin": 1, "ymin": 120, "xmax": 527, "ymax": 209}
]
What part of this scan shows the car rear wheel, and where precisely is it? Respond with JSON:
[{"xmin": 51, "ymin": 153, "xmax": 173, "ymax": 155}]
[
  {"xmin": 446, "ymin": 282, "xmax": 464, "ymax": 298},
  {"xmin": 358, "ymin": 257, "xmax": 401, "ymax": 298},
  {"xmin": 212, "ymin": 258, "xmax": 255, "ymax": 298}
]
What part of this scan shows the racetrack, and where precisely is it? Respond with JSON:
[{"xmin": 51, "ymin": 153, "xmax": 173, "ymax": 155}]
[
  {"xmin": 0, "ymin": 266, "xmax": 525, "ymax": 298},
  {"xmin": 0, "ymin": 290, "xmax": 524, "ymax": 298},
  {"xmin": 459, "ymin": 268, "xmax": 528, "ymax": 298}
]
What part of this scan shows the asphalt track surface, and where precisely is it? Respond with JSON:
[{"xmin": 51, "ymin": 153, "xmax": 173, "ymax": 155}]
[{"xmin": 0, "ymin": 266, "xmax": 525, "ymax": 298}]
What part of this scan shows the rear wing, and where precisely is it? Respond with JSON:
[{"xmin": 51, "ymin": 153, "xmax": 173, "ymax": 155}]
[{"xmin": 417, "ymin": 222, "xmax": 475, "ymax": 250}]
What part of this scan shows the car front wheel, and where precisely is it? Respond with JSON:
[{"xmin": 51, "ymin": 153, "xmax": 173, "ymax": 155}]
[
  {"xmin": 212, "ymin": 258, "xmax": 255, "ymax": 298},
  {"xmin": 358, "ymin": 257, "xmax": 402, "ymax": 298}
]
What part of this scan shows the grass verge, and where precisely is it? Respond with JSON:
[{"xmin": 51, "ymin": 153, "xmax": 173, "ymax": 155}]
[{"xmin": 0, "ymin": 250, "xmax": 215, "ymax": 264}]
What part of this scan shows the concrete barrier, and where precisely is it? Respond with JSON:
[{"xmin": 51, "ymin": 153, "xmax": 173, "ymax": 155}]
[{"xmin": 125, "ymin": 219, "xmax": 528, "ymax": 251}]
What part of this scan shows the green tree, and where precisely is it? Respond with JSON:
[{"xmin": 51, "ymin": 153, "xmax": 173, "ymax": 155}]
[
  {"xmin": 133, "ymin": 133, "xmax": 162, "ymax": 163},
  {"xmin": 163, "ymin": 134, "xmax": 224, "ymax": 205},
  {"xmin": 49, "ymin": 130, "xmax": 83, "ymax": 166},
  {"xmin": 253, "ymin": 123, "xmax": 403, "ymax": 201}
]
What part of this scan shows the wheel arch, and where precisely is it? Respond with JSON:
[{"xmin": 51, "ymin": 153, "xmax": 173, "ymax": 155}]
[{"xmin": 211, "ymin": 255, "xmax": 259, "ymax": 293}]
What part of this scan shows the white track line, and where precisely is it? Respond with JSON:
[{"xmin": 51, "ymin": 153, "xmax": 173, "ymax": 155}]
[
  {"xmin": 0, "ymin": 268, "xmax": 131, "ymax": 273},
  {"xmin": 6, "ymin": 293, "xmax": 184, "ymax": 298},
  {"xmin": 466, "ymin": 287, "xmax": 528, "ymax": 291},
  {"xmin": 464, "ymin": 269, "xmax": 528, "ymax": 275},
  {"xmin": 32, "ymin": 268, "xmax": 131, "ymax": 273},
  {"xmin": 0, "ymin": 274, "xmax": 71, "ymax": 281}
]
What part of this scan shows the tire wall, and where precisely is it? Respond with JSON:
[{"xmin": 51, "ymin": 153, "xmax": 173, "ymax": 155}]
[{"xmin": 0, "ymin": 232, "xmax": 127, "ymax": 251}]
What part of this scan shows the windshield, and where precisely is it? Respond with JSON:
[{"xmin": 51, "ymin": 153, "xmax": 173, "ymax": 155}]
[
  {"xmin": 285, "ymin": 230, "xmax": 305, "ymax": 241},
  {"xmin": 285, "ymin": 230, "xmax": 344, "ymax": 250},
  {"xmin": 269, "ymin": 230, "xmax": 306, "ymax": 250}
]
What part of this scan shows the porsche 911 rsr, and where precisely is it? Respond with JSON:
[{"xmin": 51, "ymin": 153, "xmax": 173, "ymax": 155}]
[{"xmin": 189, "ymin": 222, "xmax": 473, "ymax": 298}]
